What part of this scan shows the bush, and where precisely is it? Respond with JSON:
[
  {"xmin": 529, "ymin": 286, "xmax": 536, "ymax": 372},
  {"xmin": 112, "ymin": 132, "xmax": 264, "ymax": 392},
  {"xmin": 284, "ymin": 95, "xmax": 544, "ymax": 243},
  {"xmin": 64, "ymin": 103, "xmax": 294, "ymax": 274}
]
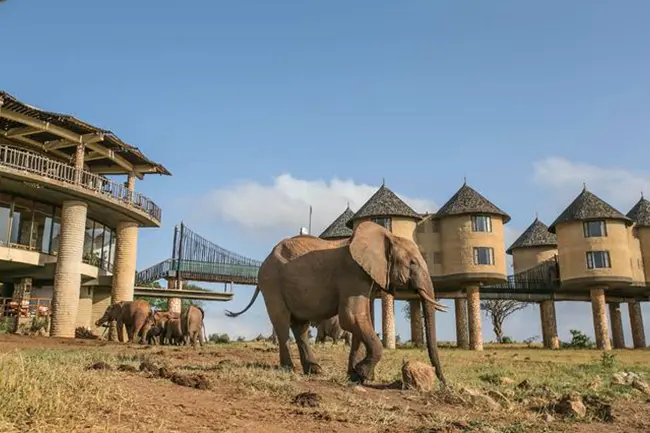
[
  {"xmin": 523, "ymin": 335, "xmax": 540, "ymax": 348},
  {"xmin": 501, "ymin": 336, "xmax": 514, "ymax": 344},
  {"xmin": 561, "ymin": 329, "xmax": 595, "ymax": 349},
  {"xmin": 208, "ymin": 333, "xmax": 230, "ymax": 344},
  {"xmin": 236, "ymin": 336, "xmax": 246, "ymax": 342}
]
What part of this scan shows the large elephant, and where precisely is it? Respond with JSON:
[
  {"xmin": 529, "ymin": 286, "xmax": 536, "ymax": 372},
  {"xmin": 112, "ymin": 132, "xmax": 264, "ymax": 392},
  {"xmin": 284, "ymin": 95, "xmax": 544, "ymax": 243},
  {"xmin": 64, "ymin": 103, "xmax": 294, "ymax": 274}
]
[
  {"xmin": 165, "ymin": 318, "xmax": 184, "ymax": 345},
  {"xmin": 226, "ymin": 221, "xmax": 447, "ymax": 385},
  {"xmin": 181, "ymin": 305, "xmax": 205, "ymax": 347},
  {"xmin": 95, "ymin": 299, "xmax": 152, "ymax": 344},
  {"xmin": 314, "ymin": 315, "xmax": 351, "ymax": 345}
]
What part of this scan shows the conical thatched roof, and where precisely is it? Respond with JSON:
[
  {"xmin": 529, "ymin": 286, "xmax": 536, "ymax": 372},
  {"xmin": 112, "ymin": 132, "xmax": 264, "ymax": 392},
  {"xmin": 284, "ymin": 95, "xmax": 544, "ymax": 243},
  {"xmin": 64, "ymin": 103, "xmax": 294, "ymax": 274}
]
[
  {"xmin": 320, "ymin": 206, "xmax": 355, "ymax": 239},
  {"xmin": 506, "ymin": 218, "xmax": 557, "ymax": 255},
  {"xmin": 626, "ymin": 195, "xmax": 650, "ymax": 227},
  {"xmin": 548, "ymin": 187, "xmax": 632, "ymax": 233},
  {"xmin": 434, "ymin": 182, "xmax": 511, "ymax": 223},
  {"xmin": 346, "ymin": 184, "xmax": 421, "ymax": 229}
]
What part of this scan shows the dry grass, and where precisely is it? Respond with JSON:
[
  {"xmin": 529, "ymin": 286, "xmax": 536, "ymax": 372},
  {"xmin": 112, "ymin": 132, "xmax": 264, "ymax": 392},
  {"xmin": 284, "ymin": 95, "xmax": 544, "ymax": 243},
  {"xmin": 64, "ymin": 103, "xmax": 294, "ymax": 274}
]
[{"xmin": 0, "ymin": 339, "xmax": 649, "ymax": 432}]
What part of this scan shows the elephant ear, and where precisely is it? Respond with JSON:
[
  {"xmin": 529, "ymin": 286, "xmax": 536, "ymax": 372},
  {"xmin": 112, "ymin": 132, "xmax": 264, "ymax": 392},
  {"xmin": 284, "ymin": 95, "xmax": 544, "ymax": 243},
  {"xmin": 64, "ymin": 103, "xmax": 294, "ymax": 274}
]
[{"xmin": 349, "ymin": 221, "xmax": 393, "ymax": 290}]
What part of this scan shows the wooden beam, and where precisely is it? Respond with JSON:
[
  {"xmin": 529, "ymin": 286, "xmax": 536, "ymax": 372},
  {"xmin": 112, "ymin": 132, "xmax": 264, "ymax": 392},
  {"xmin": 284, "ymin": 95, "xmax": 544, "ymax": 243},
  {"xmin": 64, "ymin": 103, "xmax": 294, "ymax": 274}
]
[
  {"xmin": 43, "ymin": 139, "xmax": 76, "ymax": 151},
  {"xmin": 3, "ymin": 126, "xmax": 39, "ymax": 138},
  {"xmin": 0, "ymin": 107, "xmax": 137, "ymax": 175},
  {"xmin": 84, "ymin": 151, "xmax": 106, "ymax": 162},
  {"xmin": 6, "ymin": 135, "xmax": 72, "ymax": 161}
]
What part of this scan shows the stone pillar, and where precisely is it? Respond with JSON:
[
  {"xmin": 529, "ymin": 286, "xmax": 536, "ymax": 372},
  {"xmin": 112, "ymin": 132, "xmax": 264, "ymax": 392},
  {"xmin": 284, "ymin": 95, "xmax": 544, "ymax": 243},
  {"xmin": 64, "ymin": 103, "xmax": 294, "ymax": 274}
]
[
  {"xmin": 167, "ymin": 279, "xmax": 182, "ymax": 314},
  {"xmin": 381, "ymin": 292, "xmax": 396, "ymax": 350},
  {"xmin": 590, "ymin": 288, "xmax": 611, "ymax": 351},
  {"xmin": 126, "ymin": 173, "xmax": 136, "ymax": 202},
  {"xmin": 540, "ymin": 300, "xmax": 560, "ymax": 349},
  {"xmin": 111, "ymin": 221, "xmax": 139, "ymax": 303},
  {"xmin": 10, "ymin": 277, "xmax": 32, "ymax": 333},
  {"xmin": 454, "ymin": 298, "xmax": 469, "ymax": 349},
  {"xmin": 466, "ymin": 286, "xmax": 483, "ymax": 351},
  {"xmin": 369, "ymin": 297, "xmax": 376, "ymax": 329},
  {"xmin": 409, "ymin": 299, "xmax": 424, "ymax": 347},
  {"xmin": 74, "ymin": 143, "xmax": 85, "ymax": 184},
  {"xmin": 608, "ymin": 302, "xmax": 625, "ymax": 349},
  {"xmin": 628, "ymin": 301, "xmax": 646, "ymax": 349},
  {"xmin": 50, "ymin": 200, "xmax": 88, "ymax": 338}
]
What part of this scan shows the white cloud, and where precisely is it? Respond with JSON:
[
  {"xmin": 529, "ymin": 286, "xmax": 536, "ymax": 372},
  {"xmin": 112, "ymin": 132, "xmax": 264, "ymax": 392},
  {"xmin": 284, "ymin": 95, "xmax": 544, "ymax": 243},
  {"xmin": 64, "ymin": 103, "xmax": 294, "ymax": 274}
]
[
  {"xmin": 200, "ymin": 174, "xmax": 437, "ymax": 234},
  {"xmin": 532, "ymin": 157, "xmax": 649, "ymax": 209}
]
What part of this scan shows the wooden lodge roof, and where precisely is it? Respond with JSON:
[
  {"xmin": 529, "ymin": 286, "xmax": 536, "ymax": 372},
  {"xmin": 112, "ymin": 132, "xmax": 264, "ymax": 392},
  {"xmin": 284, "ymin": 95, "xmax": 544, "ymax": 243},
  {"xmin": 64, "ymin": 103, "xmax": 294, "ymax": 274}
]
[
  {"xmin": 0, "ymin": 90, "xmax": 170, "ymax": 178},
  {"xmin": 320, "ymin": 206, "xmax": 355, "ymax": 239},
  {"xmin": 548, "ymin": 187, "xmax": 632, "ymax": 233},
  {"xmin": 506, "ymin": 217, "xmax": 557, "ymax": 255},
  {"xmin": 434, "ymin": 182, "xmax": 511, "ymax": 223},
  {"xmin": 626, "ymin": 195, "xmax": 650, "ymax": 228},
  {"xmin": 345, "ymin": 184, "xmax": 421, "ymax": 229}
]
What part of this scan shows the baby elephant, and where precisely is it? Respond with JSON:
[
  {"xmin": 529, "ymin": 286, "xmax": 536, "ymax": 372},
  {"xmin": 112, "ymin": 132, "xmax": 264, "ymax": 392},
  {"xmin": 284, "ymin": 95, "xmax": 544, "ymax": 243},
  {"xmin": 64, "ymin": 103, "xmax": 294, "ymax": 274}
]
[
  {"xmin": 182, "ymin": 305, "xmax": 205, "ymax": 347},
  {"xmin": 314, "ymin": 315, "xmax": 351, "ymax": 345}
]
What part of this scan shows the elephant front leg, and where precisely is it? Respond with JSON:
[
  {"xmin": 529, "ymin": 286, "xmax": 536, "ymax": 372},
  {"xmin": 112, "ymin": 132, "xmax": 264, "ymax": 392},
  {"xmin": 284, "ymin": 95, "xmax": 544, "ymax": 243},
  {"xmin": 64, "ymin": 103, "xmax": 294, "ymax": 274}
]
[
  {"xmin": 116, "ymin": 320, "xmax": 125, "ymax": 343},
  {"xmin": 340, "ymin": 296, "xmax": 383, "ymax": 384},
  {"xmin": 347, "ymin": 334, "xmax": 362, "ymax": 376},
  {"xmin": 291, "ymin": 321, "xmax": 322, "ymax": 375}
]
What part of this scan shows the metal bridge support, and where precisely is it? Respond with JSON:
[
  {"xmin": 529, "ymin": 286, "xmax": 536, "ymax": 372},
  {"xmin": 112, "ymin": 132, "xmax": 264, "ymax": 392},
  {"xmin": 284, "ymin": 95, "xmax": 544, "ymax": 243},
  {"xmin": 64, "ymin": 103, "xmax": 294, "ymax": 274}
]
[
  {"xmin": 466, "ymin": 286, "xmax": 483, "ymax": 351},
  {"xmin": 50, "ymin": 200, "xmax": 87, "ymax": 338},
  {"xmin": 540, "ymin": 300, "xmax": 559, "ymax": 349},
  {"xmin": 590, "ymin": 288, "xmax": 611, "ymax": 351},
  {"xmin": 608, "ymin": 302, "xmax": 625, "ymax": 349},
  {"xmin": 381, "ymin": 292, "xmax": 396, "ymax": 350},
  {"xmin": 454, "ymin": 298, "xmax": 469, "ymax": 349},
  {"xmin": 628, "ymin": 301, "xmax": 646, "ymax": 349},
  {"xmin": 409, "ymin": 299, "xmax": 424, "ymax": 347}
]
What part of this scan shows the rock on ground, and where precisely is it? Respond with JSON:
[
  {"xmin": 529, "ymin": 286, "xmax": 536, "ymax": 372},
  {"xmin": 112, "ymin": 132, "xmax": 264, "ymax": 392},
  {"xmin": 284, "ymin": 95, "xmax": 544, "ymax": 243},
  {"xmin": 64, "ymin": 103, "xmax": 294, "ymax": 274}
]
[
  {"xmin": 555, "ymin": 393, "xmax": 586, "ymax": 418},
  {"xmin": 401, "ymin": 360, "xmax": 437, "ymax": 392}
]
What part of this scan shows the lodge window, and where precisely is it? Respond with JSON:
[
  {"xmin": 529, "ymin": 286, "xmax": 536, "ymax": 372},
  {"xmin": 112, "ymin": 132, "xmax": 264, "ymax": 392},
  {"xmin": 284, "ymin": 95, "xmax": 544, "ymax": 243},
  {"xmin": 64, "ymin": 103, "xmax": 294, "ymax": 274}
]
[
  {"xmin": 473, "ymin": 247, "xmax": 494, "ymax": 265},
  {"xmin": 433, "ymin": 252, "xmax": 443, "ymax": 265},
  {"xmin": 431, "ymin": 219, "xmax": 441, "ymax": 233},
  {"xmin": 586, "ymin": 251, "xmax": 611, "ymax": 269},
  {"xmin": 583, "ymin": 220, "xmax": 607, "ymax": 237},
  {"xmin": 471, "ymin": 215, "xmax": 492, "ymax": 232},
  {"xmin": 371, "ymin": 216, "xmax": 392, "ymax": 232}
]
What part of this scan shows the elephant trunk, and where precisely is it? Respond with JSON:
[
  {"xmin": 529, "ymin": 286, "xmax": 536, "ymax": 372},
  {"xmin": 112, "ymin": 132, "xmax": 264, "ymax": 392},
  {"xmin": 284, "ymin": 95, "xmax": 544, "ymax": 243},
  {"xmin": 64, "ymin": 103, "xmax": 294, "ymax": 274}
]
[{"xmin": 422, "ymin": 298, "xmax": 447, "ymax": 387}]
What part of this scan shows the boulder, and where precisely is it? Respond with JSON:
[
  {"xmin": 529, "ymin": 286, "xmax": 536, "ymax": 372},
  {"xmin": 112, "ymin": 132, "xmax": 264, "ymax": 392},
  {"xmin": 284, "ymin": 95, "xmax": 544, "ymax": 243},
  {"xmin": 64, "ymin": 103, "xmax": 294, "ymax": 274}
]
[{"xmin": 401, "ymin": 360, "xmax": 437, "ymax": 392}]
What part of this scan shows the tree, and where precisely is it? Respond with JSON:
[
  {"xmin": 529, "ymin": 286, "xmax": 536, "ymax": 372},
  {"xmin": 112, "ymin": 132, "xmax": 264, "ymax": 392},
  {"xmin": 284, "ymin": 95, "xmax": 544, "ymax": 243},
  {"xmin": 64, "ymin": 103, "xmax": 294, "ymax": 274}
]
[
  {"xmin": 480, "ymin": 300, "xmax": 529, "ymax": 343},
  {"xmin": 135, "ymin": 280, "xmax": 206, "ymax": 310}
]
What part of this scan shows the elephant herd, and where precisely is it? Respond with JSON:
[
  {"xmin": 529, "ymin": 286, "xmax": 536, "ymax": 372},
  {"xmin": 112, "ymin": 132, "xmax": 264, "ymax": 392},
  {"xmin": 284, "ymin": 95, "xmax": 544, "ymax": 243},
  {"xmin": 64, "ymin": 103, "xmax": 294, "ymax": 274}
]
[{"xmin": 94, "ymin": 299, "xmax": 206, "ymax": 347}]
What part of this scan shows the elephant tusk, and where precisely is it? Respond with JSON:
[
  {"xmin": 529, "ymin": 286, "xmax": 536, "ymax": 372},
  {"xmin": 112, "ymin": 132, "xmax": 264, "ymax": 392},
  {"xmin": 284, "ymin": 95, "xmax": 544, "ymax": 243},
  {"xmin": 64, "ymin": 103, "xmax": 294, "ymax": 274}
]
[{"xmin": 419, "ymin": 290, "xmax": 448, "ymax": 312}]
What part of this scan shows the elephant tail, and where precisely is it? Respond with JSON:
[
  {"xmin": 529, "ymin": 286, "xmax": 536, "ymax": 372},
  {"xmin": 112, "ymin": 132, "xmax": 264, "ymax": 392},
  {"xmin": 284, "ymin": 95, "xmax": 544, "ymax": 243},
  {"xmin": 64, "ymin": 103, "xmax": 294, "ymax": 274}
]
[{"xmin": 225, "ymin": 286, "xmax": 260, "ymax": 318}]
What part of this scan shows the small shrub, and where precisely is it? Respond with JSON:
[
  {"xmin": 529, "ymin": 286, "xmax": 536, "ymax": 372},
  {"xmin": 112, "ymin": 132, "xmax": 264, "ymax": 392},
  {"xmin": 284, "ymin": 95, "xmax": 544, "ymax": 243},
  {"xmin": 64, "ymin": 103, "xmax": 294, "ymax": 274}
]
[
  {"xmin": 523, "ymin": 335, "xmax": 540, "ymax": 348},
  {"xmin": 561, "ymin": 329, "xmax": 595, "ymax": 349},
  {"xmin": 236, "ymin": 336, "xmax": 246, "ymax": 342},
  {"xmin": 501, "ymin": 336, "xmax": 514, "ymax": 344},
  {"xmin": 600, "ymin": 351, "xmax": 617, "ymax": 370},
  {"xmin": 208, "ymin": 333, "xmax": 230, "ymax": 344}
]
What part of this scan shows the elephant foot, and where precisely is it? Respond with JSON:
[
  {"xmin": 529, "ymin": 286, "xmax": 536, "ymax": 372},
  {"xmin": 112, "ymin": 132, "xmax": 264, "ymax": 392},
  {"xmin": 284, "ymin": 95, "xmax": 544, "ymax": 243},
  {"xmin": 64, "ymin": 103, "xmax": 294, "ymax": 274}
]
[
  {"xmin": 279, "ymin": 364, "xmax": 295, "ymax": 373},
  {"xmin": 352, "ymin": 360, "xmax": 375, "ymax": 383},
  {"xmin": 303, "ymin": 362, "xmax": 323, "ymax": 375}
]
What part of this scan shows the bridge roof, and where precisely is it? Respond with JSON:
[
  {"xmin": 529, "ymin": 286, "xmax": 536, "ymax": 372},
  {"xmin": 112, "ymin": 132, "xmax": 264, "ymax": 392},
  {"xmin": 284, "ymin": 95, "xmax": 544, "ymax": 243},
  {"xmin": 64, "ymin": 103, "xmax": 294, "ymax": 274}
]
[{"xmin": 0, "ymin": 90, "xmax": 170, "ymax": 179}]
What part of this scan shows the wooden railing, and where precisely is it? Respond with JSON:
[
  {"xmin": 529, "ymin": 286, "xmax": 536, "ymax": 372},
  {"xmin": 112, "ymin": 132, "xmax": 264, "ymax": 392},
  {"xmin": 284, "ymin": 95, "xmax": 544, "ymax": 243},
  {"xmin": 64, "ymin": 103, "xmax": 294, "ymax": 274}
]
[{"xmin": 0, "ymin": 145, "xmax": 162, "ymax": 222}]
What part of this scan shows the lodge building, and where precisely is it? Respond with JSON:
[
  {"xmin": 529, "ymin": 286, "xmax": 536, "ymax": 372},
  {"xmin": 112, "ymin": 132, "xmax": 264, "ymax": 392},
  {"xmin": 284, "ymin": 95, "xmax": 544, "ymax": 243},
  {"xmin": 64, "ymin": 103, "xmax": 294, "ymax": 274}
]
[{"xmin": 321, "ymin": 182, "xmax": 649, "ymax": 350}]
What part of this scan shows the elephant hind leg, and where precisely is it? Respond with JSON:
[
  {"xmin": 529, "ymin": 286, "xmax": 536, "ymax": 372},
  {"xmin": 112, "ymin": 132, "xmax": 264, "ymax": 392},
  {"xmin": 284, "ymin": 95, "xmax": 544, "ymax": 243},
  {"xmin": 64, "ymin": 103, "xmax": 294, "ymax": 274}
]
[
  {"xmin": 264, "ymin": 301, "xmax": 294, "ymax": 371},
  {"xmin": 290, "ymin": 320, "xmax": 322, "ymax": 375}
]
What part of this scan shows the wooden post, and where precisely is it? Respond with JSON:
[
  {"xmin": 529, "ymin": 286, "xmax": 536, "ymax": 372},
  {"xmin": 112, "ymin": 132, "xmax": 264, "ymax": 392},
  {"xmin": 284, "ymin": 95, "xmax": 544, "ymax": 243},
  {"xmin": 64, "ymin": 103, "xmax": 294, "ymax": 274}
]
[{"xmin": 74, "ymin": 143, "xmax": 85, "ymax": 184}]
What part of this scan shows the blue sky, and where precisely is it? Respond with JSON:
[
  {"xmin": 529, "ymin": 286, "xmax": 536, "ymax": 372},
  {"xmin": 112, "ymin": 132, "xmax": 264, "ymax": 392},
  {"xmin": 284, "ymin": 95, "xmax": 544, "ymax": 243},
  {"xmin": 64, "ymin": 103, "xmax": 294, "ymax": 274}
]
[{"xmin": 2, "ymin": 1, "xmax": 650, "ymax": 344}]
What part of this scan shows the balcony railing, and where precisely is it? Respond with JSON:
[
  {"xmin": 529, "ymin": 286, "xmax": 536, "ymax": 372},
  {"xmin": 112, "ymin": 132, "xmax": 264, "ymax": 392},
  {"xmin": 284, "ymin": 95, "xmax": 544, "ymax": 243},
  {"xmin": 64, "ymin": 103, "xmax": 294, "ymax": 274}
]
[{"xmin": 0, "ymin": 145, "xmax": 162, "ymax": 222}]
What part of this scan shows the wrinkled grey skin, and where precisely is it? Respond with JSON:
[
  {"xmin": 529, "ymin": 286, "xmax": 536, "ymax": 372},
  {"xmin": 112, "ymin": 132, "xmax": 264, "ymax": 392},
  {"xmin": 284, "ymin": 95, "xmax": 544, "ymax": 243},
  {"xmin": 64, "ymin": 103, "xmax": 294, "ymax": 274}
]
[
  {"xmin": 165, "ymin": 318, "xmax": 184, "ymax": 345},
  {"xmin": 226, "ymin": 221, "xmax": 447, "ymax": 386},
  {"xmin": 181, "ymin": 305, "xmax": 206, "ymax": 348},
  {"xmin": 314, "ymin": 315, "xmax": 351, "ymax": 345},
  {"xmin": 95, "ymin": 300, "xmax": 151, "ymax": 343}
]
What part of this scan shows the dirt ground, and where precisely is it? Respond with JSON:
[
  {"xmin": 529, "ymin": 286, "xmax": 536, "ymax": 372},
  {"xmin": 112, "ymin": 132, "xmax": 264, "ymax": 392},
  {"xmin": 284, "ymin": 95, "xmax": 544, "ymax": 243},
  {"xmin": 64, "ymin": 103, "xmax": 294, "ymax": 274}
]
[{"xmin": 1, "ymin": 334, "xmax": 649, "ymax": 433}]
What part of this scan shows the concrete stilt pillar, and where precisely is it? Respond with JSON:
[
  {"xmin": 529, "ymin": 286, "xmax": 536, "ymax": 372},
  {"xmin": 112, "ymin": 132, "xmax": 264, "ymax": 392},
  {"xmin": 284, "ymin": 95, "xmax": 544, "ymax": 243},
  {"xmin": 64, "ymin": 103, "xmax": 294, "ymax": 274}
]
[
  {"xmin": 111, "ymin": 221, "xmax": 139, "ymax": 303},
  {"xmin": 590, "ymin": 287, "xmax": 611, "ymax": 351},
  {"xmin": 369, "ymin": 297, "xmax": 376, "ymax": 329},
  {"xmin": 10, "ymin": 277, "xmax": 33, "ymax": 333},
  {"xmin": 454, "ymin": 298, "xmax": 469, "ymax": 349},
  {"xmin": 466, "ymin": 286, "xmax": 483, "ymax": 351},
  {"xmin": 166, "ymin": 279, "xmax": 182, "ymax": 314},
  {"xmin": 50, "ymin": 201, "xmax": 88, "ymax": 338},
  {"xmin": 608, "ymin": 302, "xmax": 625, "ymax": 349},
  {"xmin": 409, "ymin": 299, "xmax": 424, "ymax": 347},
  {"xmin": 628, "ymin": 301, "xmax": 646, "ymax": 349},
  {"xmin": 381, "ymin": 292, "xmax": 396, "ymax": 350},
  {"xmin": 540, "ymin": 300, "xmax": 560, "ymax": 349}
]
